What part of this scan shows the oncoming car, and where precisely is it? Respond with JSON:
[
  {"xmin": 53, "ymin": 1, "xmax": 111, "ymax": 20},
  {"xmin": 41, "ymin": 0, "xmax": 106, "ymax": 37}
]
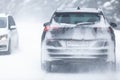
[
  {"xmin": 0, "ymin": 14, "xmax": 18, "ymax": 55},
  {"xmin": 41, "ymin": 8, "xmax": 117, "ymax": 72}
]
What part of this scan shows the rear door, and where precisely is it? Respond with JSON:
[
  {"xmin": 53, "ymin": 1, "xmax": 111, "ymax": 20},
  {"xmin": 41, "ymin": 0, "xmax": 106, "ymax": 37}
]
[{"xmin": 8, "ymin": 16, "xmax": 18, "ymax": 49}]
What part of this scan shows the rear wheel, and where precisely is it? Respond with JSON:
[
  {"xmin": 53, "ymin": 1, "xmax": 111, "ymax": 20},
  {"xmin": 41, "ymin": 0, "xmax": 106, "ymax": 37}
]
[
  {"xmin": 107, "ymin": 62, "xmax": 116, "ymax": 72},
  {"xmin": 43, "ymin": 61, "xmax": 52, "ymax": 72}
]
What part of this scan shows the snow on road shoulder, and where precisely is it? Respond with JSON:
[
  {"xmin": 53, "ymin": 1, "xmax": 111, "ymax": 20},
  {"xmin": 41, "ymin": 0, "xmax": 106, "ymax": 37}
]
[
  {"xmin": 0, "ymin": 19, "xmax": 43, "ymax": 80},
  {"xmin": 42, "ymin": 72, "xmax": 117, "ymax": 80}
]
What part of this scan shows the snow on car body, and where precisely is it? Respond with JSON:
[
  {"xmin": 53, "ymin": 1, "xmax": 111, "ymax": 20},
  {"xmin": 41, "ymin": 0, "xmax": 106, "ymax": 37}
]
[
  {"xmin": 41, "ymin": 8, "xmax": 116, "ymax": 72},
  {"xmin": 0, "ymin": 13, "xmax": 18, "ymax": 54}
]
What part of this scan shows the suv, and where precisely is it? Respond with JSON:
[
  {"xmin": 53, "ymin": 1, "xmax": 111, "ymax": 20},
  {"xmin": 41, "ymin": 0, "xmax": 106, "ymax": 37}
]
[
  {"xmin": 0, "ymin": 14, "xmax": 18, "ymax": 54},
  {"xmin": 41, "ymin": 8, "xmax": 117, "ymax": 72}
]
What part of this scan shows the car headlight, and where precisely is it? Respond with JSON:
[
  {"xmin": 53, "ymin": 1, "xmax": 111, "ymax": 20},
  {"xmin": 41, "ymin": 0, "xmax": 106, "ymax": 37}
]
[{"xmin": 0, "ymin": 34, "xmax": 8, "ymax": 41}]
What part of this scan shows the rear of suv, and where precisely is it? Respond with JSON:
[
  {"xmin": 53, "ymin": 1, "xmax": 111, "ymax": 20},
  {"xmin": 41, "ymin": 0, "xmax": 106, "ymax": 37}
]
[{"xmin": 41, "ymin": 8, "xmax": 117, "ymax": 72}]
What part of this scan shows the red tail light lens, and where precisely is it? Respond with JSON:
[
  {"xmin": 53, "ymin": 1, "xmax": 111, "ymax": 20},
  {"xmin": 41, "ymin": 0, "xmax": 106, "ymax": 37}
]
[
  {"xmin": 44, "ymin": 26, "xmax": 49, "ymax": 31},
  {"xmin": 44, "ymin": 26, "xmax": 58, "ymax": 31}
]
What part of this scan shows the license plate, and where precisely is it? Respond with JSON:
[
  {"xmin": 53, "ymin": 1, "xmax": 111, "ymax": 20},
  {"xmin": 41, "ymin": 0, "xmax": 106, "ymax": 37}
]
[{"xmin": 67, "ymin": 41, "xmax": 89, "ymax": 47}]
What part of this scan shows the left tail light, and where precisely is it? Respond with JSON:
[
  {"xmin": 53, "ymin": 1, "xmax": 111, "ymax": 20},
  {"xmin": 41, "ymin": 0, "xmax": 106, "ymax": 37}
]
[
  {"xmin": 44, "ymin": 26, "xmax": 58, "ymax": 31},
  {"xmin": 44, "ymin": 26, "xmax": 50, "ymax": 31}
]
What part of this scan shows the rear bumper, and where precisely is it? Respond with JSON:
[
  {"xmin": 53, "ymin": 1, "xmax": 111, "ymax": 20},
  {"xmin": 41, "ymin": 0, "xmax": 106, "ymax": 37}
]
[
  {"xmin": 48, "ymin": 57, "xmax": 108, "ymax": 64},
  {"xmin": 43, "ymin": 54, "xmax": 109, "ymax": 63},
  {"xmin": 42, "ymin": 47, "xmax": 112, "ymax": 63},
  {"xmin": 47, "ymin": 47, "xmax": 108, "ymax": 55},
  {"xmin": 43, "ymin": 58, "xmax": 115, "ymax": 72},
  {"xmin": 42, "ymin": 38, "xmax": 115, "ymax": 62}
]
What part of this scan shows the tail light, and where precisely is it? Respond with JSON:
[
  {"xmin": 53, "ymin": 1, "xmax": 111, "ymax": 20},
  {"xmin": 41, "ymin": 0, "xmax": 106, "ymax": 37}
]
[
  {"xmin": 44, "ymin": 26, "xmax": 50, "ymax": 31},
  {"xmin": 44, "ymin": 26, "xmax": 58, "ymax": 31}
]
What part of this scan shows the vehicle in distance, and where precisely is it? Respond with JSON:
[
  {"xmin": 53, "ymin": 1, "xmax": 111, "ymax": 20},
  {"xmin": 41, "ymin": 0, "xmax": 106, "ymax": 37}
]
[
  {"xmin": 41, "ymin": 7, "xmax": 117, "ymax": 72},
  {"xmin": 0, "ymin": 13, "xmax": 18, "ymax": 55}
]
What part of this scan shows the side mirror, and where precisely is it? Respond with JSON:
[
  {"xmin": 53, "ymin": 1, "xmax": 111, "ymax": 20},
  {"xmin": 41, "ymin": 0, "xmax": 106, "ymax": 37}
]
[
  {"xmin": 110, "ymin": 22, "xmax": 117, "ymax": 28},
  {"xmin": 43, "ymin": 22, "xmax": 50, "ymax": 27},
  {"xmin": 10, "ymin": 25, "xmax": 16, "ymax": 30}
]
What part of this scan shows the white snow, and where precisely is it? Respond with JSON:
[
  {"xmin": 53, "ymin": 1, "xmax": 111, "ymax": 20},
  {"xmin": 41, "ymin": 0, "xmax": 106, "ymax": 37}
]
[
  {"xmin": 0, "ymin": 16, "xmax": 120, "ymax": 80},
  {"xmin": 103, "ymin": 0, "xmax": 115, "ymax": 10},
  {"xmin": 103, "ymin": 2, "xmax": 111, "ymax": 8},
  {"xmin": 0, "ymin": 18, "xmax": 43, "ymax": 80},
  {"xmin": 42, "ymin": 73, "xmax": 117, "ymax": 80},
  {"xmin": 0, "ymin": 0, "xmax": 120, "ymax": 80}
]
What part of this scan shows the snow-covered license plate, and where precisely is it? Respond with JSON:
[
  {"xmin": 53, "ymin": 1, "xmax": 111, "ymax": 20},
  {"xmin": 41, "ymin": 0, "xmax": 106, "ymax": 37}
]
[{"xmin": 67, "ymin": 41, "xmax": 89, "ymax": 47}]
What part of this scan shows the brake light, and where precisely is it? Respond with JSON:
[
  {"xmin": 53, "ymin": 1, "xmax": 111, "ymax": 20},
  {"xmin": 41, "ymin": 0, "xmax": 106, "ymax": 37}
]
[
  {"xmin": 44, "ymin": 26, "xmax": 58, "ymax": 31},
  {"xmin": 44, "ymin": 26, "xmax": 49, "ymax": 31}
]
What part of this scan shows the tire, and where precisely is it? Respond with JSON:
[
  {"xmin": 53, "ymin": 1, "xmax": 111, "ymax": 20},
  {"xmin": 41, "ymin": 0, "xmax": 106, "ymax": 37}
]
[
  {"xmin": 43, "ymin": 61, "xmax": 52, "ymax": 72},
  {"xmin": 107, "ymin": 62, "xmax": 116, "ymax": 72}
]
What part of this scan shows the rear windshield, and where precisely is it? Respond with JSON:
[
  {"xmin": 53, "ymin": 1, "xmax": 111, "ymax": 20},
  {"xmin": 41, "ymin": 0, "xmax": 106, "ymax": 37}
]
[
  {"xmin": 53, "ymin": 12, "xmax": 100, "ymax": 24},
  {"xmin": 0, "ymin": 17, "xmax": 7, "ymax": 28}
]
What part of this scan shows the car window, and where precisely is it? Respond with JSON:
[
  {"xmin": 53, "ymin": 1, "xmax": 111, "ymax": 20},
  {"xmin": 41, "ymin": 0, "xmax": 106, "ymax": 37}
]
[
  {"xmin": 54, "ymin": 12, "xmax": 100, "ymax": 24},
  {"xmin": 0, "ymin": 17, "xmax": 7, "ymax": 28},
  {"xmin": 8, "ymin": 16, "xmax": 16, "ymax": 26}
]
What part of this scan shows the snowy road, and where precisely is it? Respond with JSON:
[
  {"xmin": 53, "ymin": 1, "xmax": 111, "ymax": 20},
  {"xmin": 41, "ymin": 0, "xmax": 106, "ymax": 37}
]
[
  {"xmin": 0, "ymin": 0, "xmax": 120, "ymax": 79},
  {"xmin": 0, "ymin": 19, "xmax": 42, "ymax": 80},
  {"xmin": 0, "ymin": 19, "xmax": 120, "ymax": 80}
]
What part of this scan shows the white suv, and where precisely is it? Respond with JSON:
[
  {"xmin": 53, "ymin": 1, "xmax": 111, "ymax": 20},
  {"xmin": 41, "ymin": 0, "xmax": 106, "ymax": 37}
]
[
  {"xmin": 41, "ymin": 8, "xmax": 117, "ymax": 72},
  {"xmin": 0, "ymin": 14, "xmax": 18, "ymax": 54}
]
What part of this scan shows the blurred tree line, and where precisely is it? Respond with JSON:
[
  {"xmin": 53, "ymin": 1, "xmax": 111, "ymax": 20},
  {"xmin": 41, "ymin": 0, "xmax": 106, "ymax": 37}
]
[{"xmin": 0, "ymin": 0, "xmax": 120, "ymax": 25}]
